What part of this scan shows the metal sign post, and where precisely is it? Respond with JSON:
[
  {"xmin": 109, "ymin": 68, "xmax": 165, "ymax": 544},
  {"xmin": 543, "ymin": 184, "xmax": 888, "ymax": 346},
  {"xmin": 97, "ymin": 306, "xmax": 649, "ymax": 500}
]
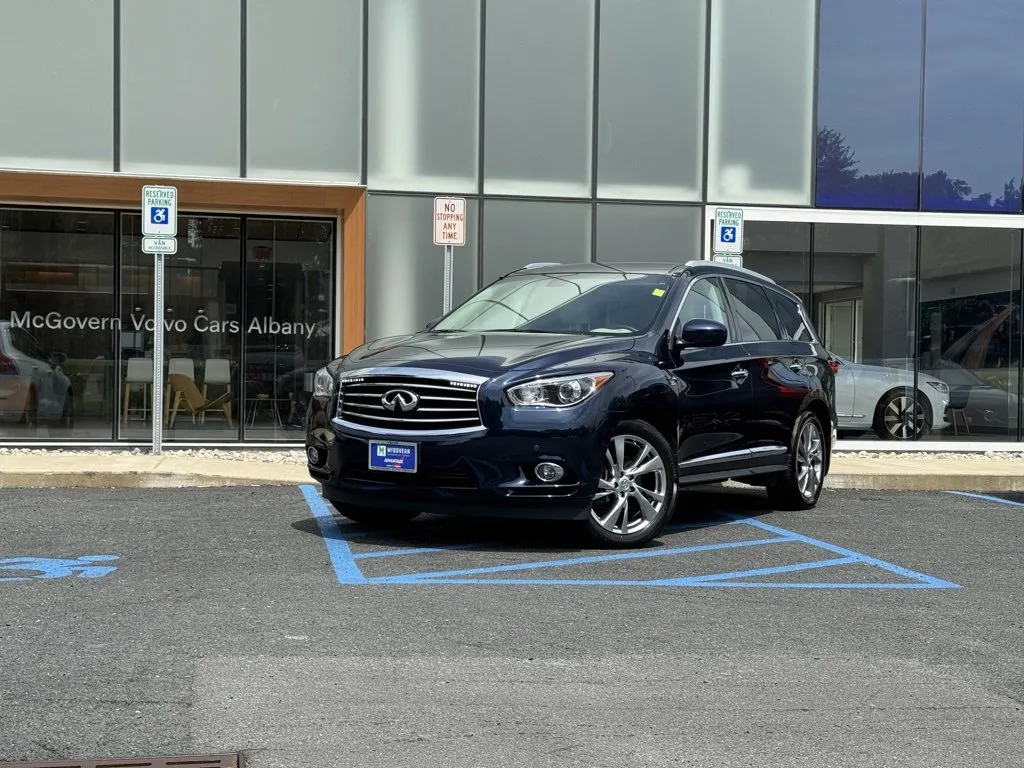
[
  {"xmin": 712, "ymin": 206, "xmax": 744, "ymax": 267},
  {"xmin": 433, "ymin": 197, "xmax": 467, "ymax": 314},
  {"xmin": 141, "ymin": 185, "xmax": 178, "ymax": 455}
]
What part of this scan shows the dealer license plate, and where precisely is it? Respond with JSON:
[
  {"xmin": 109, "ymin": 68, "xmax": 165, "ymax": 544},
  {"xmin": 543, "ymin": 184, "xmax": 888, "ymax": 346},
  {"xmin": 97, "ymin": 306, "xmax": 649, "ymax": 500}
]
[{"xmin": 368, "ymin": 440, "xmax": 418, "ymax": 473}]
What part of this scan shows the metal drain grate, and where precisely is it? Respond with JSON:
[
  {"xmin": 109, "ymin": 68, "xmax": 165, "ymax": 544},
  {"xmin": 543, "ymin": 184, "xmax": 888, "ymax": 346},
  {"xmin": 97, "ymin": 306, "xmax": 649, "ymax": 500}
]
[{"xmin": 0, "ymin": 753, "xmax": 242, "ymax": 768}]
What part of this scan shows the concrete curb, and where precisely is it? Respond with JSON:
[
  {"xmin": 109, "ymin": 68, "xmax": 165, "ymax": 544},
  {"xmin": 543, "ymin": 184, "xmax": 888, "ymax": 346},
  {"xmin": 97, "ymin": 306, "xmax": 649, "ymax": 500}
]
[{"xmin": 823, "ymin": 475, "xmax": 1024, "ymax": 492}]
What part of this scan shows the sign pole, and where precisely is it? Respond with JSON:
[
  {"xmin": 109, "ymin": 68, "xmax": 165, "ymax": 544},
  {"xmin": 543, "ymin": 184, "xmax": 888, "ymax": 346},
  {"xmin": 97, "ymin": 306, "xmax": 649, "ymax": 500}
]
[
  {"xmin": 443, "ymin": 244, "xmax": 454, "ymax": 315},
  {"xmin": 141, "ymin": 184, "xmax": 178, "ymax": 456},
  {"xmin": 433, "ymin": 197, "xmax": 467, "ymax": 316},
  {"xmin": 151, "ymin": 253, "xmax": 165, "ymax": 455}
]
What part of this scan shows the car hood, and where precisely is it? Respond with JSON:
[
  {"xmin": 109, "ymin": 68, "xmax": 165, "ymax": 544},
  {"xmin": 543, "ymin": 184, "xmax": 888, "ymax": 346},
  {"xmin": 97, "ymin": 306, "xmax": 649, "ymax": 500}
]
[{"xmin": 336, "ymin": 331, "xmax": 639, "ymax": 378}]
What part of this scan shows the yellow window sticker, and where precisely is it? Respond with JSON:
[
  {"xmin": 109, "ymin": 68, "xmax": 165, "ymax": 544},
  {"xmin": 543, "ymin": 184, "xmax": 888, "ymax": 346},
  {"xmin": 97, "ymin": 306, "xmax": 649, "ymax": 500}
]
[{"xmin": 652, "ymin": 288, "xmax": 666, "ymax": 297}]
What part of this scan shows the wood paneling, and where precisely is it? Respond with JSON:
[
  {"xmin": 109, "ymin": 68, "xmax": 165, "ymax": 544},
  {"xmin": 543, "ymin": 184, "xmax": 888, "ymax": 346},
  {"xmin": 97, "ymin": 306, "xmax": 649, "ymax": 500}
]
[{"xmin": 0, "ymin": 169, "xmax": 366, "ymax": 355}]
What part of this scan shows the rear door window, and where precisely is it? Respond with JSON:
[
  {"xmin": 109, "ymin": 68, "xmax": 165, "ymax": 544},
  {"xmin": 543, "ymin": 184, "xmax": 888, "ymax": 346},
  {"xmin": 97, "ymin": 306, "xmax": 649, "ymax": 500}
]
[
  {"xmin": 722, "ymin": 278, "xmax": 782, "ymax": 342},
  {"xmin": 769, "ymin": 291, "xmax": 812, "ymax": 341}
]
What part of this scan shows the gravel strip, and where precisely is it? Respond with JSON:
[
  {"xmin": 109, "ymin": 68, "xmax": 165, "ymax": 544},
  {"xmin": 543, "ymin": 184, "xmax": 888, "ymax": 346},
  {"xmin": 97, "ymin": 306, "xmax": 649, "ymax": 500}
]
[
  {"xmin": 0, "ymin": 447, "xmax": 307, "ymax": 464},
  {"xmin": 2, "ymin": 447, "xmax": 1024, "ymax": 463}
]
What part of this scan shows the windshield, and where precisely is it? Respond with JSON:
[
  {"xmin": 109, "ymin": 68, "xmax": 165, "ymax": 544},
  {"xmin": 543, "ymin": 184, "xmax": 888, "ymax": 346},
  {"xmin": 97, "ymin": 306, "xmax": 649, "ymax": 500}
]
[{"xmin": 433, "ymin": 271, "xmax": 676, "ymax": 335}]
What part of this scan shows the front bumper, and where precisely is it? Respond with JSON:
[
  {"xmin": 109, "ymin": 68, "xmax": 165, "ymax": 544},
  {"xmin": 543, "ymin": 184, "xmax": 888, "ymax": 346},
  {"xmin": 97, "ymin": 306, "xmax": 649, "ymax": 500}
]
[{"xmin": 307, "ymin": 423, "xmax": 603, "ymax": 521}]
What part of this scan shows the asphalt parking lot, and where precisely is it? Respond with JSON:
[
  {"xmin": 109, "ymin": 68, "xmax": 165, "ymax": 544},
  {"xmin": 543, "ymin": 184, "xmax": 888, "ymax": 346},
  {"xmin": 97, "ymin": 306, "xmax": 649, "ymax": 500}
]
[{"xmin": 1, "ymin": 485, "xmax": 1023, "ymax": 768}]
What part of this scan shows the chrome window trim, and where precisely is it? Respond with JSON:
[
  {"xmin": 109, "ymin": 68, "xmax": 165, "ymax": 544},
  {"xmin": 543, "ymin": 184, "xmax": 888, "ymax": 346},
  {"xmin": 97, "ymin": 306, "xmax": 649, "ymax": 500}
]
[
  {"xmin": 668, "ymin": 274, "xmax": 746, "ymax": 349},
  {"xmin": 337, "ymin": 366, "xmax": 490, "ymax": 386}
]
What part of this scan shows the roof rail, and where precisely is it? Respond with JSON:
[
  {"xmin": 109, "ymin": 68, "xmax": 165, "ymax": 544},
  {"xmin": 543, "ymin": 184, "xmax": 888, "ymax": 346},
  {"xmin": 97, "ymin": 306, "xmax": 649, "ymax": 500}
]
[
  {"xmin": 683, "ymin": 259, "xmax": 777, "ymax": 285},
  {"xmin": 522, "ymin": 262, "xmax": 563, "ymax": 269}
]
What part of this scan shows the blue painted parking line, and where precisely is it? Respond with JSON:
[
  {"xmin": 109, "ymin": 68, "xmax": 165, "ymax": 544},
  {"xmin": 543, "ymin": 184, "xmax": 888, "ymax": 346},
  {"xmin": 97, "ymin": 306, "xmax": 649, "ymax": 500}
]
[
  {"xmin": 300, "ymin": 484, "xmax": 367, "ymax": 585},
  {"xmin": 946, "ymin": 490, "xmax": 1024, "ymax": 507},
  {"xmin": 299, "ymin": 484, "xmax": 960, "ymax": 589}
]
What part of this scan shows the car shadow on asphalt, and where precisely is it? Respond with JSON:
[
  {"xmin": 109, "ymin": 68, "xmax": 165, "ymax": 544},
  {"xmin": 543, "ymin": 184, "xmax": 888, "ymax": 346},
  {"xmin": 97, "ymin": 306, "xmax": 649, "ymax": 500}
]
[{"xmin": 291, "ymin": 483, "xmax": 780, "ymax": 555}]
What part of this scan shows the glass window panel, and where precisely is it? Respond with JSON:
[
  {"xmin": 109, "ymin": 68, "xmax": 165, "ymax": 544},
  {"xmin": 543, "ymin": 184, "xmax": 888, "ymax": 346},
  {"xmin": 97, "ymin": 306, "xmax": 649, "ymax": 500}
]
[
  {"xmin": 918, "ymin": 228, "xmax": 1021, "ymax": 442},
  {"xmin": 922, "ymin": 0, "xmax": 1024, "ymax": 213},
  {"xmin": 121, "ymin": 0, "xmax": 241, "ymax": 177},
  {"xmin": 595, "ymin": 204, "xmax": 701, "ymax": 263},
  {"xmin": 597, "ymin": 0, "xmax": 705, "ymax": 200},
  {"xmin": 815, "ymin": 0, "xmax": 922, "ymax": 210},
  {"xmin": 813, "ymin": 223, "xmax": 918, "ymax": 441},
  {"xmin": 247, "ymin": 0, "xmax": 362, "ymax": 182},
  {"xmin": 740, "ymin": 221, "xmax": 811, "ymax": 307},
  {"xmin": 243, "ymin": 219, "xmax": 335, "ymax": 440},
  {"xmin": 0, "ymin": 210, "xmax": 116, "ymax": 439},
  {"xmin": 722, "ymin": 278, "xmax": 783, "ymax": 342},
  {"xmin": 484, "ymin": 0, "xmax": 594, "ymax": 197},
  {"xmin": 368, "ymin": 0, "xmax": 479, "ymax": 192},
  {"xmin": 365, "ymin": 195, "xmax": 478, "ymax": 341},
  {"xmin": 707, "ymin": 0, "xmax": 815, "ymax": 205},
  {"xmin": 0, "ymin": 1, "xmax": 113, "ymax": 172},
  {"xmin": 120, "ymin": 214, "xmax": 242, "ymax": 442},
  {"xmin": 678, "ymin": 278, "xmax": 729, "ymax": 328},
  {"xmin": 481, "ymin": 200, "xmax": 591, "ymax": 284}
]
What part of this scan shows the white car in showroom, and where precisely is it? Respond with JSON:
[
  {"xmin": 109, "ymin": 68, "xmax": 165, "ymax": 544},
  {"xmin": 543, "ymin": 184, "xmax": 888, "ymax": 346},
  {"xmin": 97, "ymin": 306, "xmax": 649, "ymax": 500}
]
[
  {"xmin": 0, "ymin": 321, "xmax": 74, "ymax": 427},
  {"xmin": 832, "ymin": 354, "xmax": 950, "ymax": 440}
]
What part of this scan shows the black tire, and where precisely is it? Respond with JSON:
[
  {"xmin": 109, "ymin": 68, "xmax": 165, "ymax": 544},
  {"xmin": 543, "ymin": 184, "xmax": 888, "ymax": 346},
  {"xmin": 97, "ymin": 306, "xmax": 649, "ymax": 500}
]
[
  {"xmin": 873, "ymin": 388, "xmax": 930, "ymax": 441},
  {"xmin": 584, "ymin": 419, "xmax": 678, "ymax": 548},
  {"xmin": 766, "ymin": 410, "xmax": 827, "ymax": 511},
  {"xmin": 329, "ymin": 501, "xmax": 421, "ymax": 527}
]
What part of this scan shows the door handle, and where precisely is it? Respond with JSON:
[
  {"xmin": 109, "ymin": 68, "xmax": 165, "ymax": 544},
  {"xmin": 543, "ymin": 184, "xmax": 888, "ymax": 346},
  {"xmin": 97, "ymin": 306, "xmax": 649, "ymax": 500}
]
[{"xmin": 731, "ymin": 366, "xmax": 748, "ymax": 383}]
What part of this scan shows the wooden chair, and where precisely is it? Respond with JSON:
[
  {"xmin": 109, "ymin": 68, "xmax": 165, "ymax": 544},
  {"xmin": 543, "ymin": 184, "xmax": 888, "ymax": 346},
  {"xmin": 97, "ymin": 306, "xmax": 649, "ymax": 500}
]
[{"xmin": 167, "ymin": 373, "xmax": 234, "ymax": 428}]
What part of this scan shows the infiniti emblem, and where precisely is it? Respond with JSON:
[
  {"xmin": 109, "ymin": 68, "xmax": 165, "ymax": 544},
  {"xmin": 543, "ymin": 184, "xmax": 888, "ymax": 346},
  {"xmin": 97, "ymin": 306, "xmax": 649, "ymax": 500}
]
[{"xmin": 381, "ymin": 388, "xmax": 420, "ymax": 413}]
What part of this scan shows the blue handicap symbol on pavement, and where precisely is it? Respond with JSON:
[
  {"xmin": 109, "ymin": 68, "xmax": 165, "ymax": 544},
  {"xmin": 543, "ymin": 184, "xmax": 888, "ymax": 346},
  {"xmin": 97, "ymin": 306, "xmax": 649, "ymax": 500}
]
[
  {"xmin": 719, "ymin": 225, "xmax": 736, "ymax": 244},
  {"xmin": 150, "ymin": 206, "xmax": 169, "ymax": 225},
  {"xmin": 299, "ymin": 485, "xmax": 960, "ymax": 590},
  {"xmin": 0, "ymin": 555, "xmax": 119, "ymax": 582}
]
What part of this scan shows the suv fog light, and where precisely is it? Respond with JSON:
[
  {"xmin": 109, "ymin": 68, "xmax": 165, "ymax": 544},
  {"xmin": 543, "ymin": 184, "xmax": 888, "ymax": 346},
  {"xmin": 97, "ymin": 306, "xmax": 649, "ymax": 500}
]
[
  {"xmin": 307, "ymin": 447, "xmax": 324, "ymax": 466},
  {"xmin": 535, "ymin": 462, "xmax": 565, "ymax": 482}
]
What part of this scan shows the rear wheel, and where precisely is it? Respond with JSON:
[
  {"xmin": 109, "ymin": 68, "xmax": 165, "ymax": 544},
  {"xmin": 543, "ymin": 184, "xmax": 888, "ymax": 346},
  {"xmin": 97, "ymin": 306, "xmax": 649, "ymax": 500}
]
[
  {"xmin": 329, "ymin": 501, "xmax": 421, "ymax": 527},
  {"xmin": 584, "ymin": 420, "xmax": 677, "ymax": 547},
  {"xmin": 766, "ymin": 410, "xmax": 826, "ymax": 510},
  {"xmin": 874, "ymin": 389, "xmax": 929, "ymax": 440}
]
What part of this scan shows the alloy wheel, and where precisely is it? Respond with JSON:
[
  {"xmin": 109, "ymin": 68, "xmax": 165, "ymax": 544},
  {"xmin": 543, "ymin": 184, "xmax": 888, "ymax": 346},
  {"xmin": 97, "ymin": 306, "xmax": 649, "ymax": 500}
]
[
  {"xmin": 796, "ymin": 420, "xmax": 824, "ymax": 500},
  {"xmin": 883, "ymin": 395, "xmax": 925, "ymax": 439},
  {"xmin": 591, "ymin": 435, "xmax": 667, "ymax": 537}
]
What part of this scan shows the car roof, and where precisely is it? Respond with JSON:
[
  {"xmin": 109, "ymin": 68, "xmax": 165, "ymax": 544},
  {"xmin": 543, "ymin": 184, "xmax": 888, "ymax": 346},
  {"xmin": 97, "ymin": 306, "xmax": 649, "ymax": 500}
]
[{"xmin": 507, "ymin": 260, "xmax": 801, "ymax": 301}]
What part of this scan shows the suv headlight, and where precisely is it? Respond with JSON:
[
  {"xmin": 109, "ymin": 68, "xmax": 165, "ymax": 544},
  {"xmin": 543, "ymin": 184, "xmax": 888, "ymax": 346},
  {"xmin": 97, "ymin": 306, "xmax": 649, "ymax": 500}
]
[
  {"xmin": 926, "ymin": 380, "xmax": 949, "ymax": 395},
  {"xmin": 313, "ymin": 367, "xmax": 336, "ymax": 398},
  {"xmin": 507, "ymin": 372, "xmax": 614, "ymax": 407}
]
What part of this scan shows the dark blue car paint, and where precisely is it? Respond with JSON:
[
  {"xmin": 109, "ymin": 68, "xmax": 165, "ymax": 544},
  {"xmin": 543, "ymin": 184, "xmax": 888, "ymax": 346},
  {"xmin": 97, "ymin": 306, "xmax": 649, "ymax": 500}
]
[{"xmin": 306, "ymin": 261, "xmax": 836, "ymax": 521}]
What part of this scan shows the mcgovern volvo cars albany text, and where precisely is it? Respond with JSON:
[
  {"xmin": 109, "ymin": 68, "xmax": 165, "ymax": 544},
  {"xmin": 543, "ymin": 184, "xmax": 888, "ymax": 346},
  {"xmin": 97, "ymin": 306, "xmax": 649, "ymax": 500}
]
[{"xmin": 306, "ymin": 261, "xmax": 837, "ymax": 547}]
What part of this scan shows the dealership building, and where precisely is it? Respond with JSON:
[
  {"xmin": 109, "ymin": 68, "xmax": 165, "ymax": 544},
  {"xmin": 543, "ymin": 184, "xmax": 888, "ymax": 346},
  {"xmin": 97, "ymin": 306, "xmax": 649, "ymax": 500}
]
[{"xmin": 0, "ymin": 0, "xmax": 1022, "ymax": 449}]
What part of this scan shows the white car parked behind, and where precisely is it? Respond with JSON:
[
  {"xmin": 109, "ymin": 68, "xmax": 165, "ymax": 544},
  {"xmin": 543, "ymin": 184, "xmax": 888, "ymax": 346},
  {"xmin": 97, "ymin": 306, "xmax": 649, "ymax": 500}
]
[{"xmin": 832, "ymin": 354, "xmax": 950, "ymax": 440}]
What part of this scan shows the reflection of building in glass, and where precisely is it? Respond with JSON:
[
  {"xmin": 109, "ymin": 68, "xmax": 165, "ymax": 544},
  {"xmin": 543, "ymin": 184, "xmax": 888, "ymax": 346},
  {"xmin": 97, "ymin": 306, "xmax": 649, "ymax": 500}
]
[{"xmin": 3, "ymin": 0, "xmax": 1024, "ymax": 446}]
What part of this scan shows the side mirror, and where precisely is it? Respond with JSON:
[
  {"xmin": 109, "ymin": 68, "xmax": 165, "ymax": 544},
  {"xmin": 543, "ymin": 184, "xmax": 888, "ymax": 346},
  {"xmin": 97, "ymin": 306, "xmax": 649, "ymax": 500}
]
[
  {"xmin": 424, "ymin": 317, "xmax": 441, "ymax": 331},
  {"xmin": 676, "ymin": 319, "xmax": 728, "ymax": 349},
  {"xmin": 49, "ymin": 350, "xmax": 68, "ymax": 365}
]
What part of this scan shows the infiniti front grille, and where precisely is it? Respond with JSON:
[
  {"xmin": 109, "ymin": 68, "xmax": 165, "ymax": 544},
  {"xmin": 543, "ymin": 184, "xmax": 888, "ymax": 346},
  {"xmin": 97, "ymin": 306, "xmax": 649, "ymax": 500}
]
[{"xmin": 337, "ymin": 374, "xmax": 483, "ymax": 432}]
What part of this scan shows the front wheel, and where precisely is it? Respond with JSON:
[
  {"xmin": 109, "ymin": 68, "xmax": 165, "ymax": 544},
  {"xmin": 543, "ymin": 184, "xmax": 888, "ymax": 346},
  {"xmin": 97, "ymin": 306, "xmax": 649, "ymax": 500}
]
[
  {"xmin": 766, "ymin": 411, "xmax": 826, "ymax": 510},
  {"xmin": 584, "ymin": 420, "xmax": 677, "ymax": 547},
  {"xmin": 329, "ymin": 501, "xmax": 421, "ymax": 527}
]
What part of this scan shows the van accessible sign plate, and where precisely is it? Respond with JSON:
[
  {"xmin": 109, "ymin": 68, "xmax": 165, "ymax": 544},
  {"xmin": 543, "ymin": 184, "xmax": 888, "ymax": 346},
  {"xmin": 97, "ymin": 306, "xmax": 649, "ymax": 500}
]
[
  {"xmin": 142, "ymin": 185, "xmax": 178, "ymax": 237},
  {"xmin": 142, "ymin": 236, "xmax": 177, "ymax": 254},
  {"xmin": 713, "ymin": 207, "xmax": 744, "ymax": 255}
]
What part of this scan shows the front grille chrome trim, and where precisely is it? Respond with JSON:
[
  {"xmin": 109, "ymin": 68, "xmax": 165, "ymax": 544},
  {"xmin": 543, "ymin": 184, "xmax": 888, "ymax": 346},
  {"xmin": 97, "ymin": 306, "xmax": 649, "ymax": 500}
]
[{"xmin": 334, "ymin": 367, "xmax": 489, "ymax": 436}]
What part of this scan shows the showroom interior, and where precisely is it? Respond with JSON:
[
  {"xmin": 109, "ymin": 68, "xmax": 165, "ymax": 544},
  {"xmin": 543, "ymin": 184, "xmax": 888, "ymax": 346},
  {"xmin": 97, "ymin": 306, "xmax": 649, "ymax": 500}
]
[{"xmin": 2, "ymin": 0, "xmax": 1024, "ymax": 447}]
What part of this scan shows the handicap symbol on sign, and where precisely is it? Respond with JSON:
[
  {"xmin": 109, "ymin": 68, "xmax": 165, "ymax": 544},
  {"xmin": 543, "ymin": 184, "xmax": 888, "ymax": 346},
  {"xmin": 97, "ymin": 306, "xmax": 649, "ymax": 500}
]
[
  {"xmin": 720, "ymin": 226, "xmax": 736, "ymax": 243},
  {"xmin": 150, "ymin": 206, "xmax": 169, "ymax": 225},
  {"xmin": 0, "ymin": 555, "xmax": 119, "ymax": 582}
]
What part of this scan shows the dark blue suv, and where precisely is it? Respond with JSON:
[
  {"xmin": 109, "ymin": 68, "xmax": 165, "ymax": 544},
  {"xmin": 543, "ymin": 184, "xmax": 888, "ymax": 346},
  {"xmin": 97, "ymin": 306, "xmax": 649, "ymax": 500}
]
[{"xmin": 306, "ymin": 261, "xmax": 837, "ymax": 547}]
